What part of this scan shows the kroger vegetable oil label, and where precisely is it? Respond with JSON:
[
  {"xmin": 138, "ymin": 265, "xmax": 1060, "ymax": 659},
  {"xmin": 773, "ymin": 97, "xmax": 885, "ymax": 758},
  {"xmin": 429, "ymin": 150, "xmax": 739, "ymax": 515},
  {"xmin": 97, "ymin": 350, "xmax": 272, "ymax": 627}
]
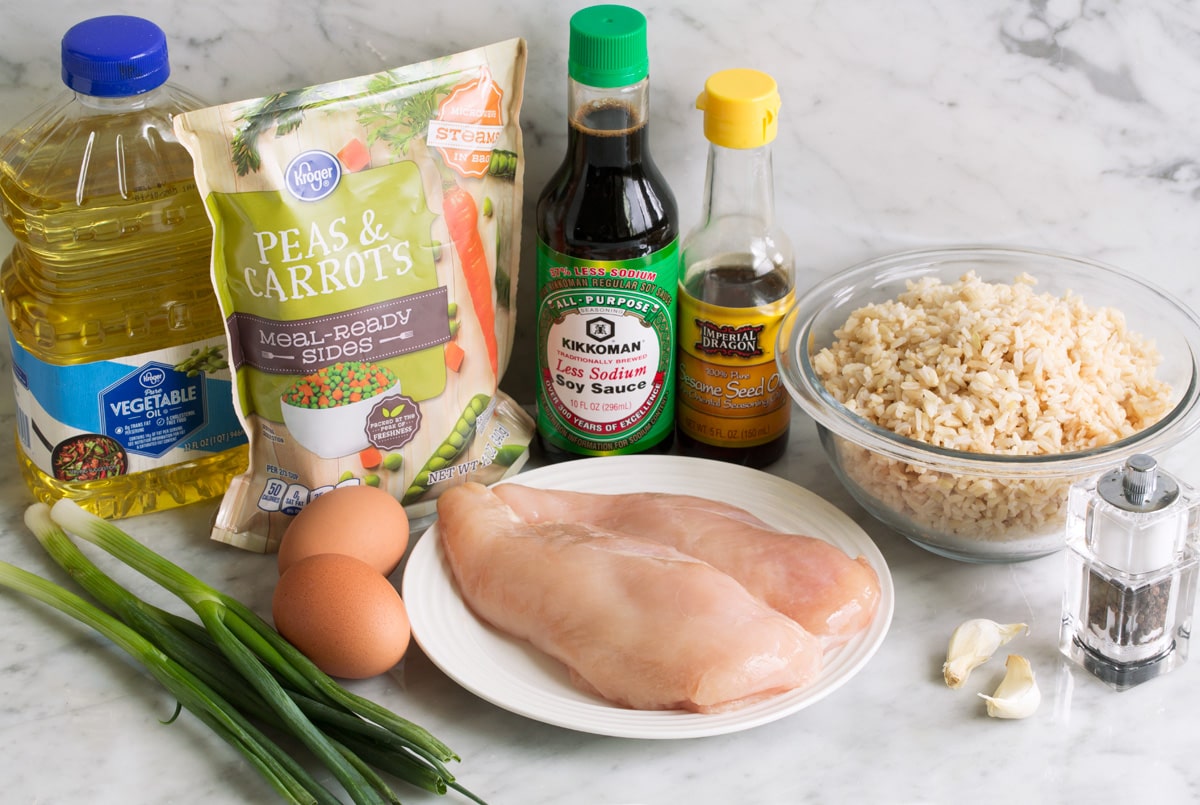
[
  {"xmin": 535, "ymin": 241, "xmax": 678, "ymax": 455},
  {"xmin": 676, "ymin": 290, "xmax": 793, "ymax": 448},
  {"xmin": 9, "ymin": 334, "xmax": 246, "ymax": 482}
]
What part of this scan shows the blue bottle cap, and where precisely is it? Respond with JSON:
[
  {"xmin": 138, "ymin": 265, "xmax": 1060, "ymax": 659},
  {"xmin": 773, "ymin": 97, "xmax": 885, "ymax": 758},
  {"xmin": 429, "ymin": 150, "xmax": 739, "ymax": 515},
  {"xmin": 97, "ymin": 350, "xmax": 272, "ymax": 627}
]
[{"xmin": 61, "ymin": 16, "xmax": 171, "ymax": 97}]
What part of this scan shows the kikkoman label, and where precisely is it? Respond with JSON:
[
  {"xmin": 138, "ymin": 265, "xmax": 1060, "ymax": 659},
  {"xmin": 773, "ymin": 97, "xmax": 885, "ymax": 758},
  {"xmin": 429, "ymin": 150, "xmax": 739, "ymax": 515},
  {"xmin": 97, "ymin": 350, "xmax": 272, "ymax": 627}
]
[{"xmin": 535, "ymin": 241, "xmax": 678, "ymax": 455}]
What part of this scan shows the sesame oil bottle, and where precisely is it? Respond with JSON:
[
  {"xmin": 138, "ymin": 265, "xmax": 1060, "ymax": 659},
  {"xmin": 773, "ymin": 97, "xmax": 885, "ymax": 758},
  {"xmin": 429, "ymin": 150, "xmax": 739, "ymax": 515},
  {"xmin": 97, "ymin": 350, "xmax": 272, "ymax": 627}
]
[{"xmin": 676, "ymin": 69, "xmax": 794, "ymax": 467}]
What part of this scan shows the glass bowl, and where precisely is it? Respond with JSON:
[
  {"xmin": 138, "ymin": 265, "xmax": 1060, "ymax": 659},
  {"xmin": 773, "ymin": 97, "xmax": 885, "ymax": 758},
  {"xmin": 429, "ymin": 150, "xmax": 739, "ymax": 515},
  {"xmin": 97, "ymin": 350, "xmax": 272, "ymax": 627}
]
[{"xmin": 776, "ymin": 245, "xmax": 1200, "ymax": 562}]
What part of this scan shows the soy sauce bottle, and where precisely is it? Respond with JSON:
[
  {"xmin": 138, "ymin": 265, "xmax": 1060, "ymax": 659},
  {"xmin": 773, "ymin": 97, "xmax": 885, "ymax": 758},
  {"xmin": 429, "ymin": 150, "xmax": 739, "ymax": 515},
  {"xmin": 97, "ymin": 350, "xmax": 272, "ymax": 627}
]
[
  {"xmin": 676, "ymin": 69, "xmax": 794, "ymax": 467},
  {"xmin": 535, "ymin": 4, "xmax": 679, "ymax": 461}
]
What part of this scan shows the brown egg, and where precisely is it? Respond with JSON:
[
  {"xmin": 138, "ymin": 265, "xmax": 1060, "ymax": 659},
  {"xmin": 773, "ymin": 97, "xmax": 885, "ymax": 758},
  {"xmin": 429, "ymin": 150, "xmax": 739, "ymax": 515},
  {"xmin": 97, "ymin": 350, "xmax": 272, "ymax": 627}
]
[
  {"xmin": 272, "ymin": 553, "xmax": 411, "ymax": 679},
  {"xmin": 278, "ymin": 484, "xmax": 410, "ymax": 576}
]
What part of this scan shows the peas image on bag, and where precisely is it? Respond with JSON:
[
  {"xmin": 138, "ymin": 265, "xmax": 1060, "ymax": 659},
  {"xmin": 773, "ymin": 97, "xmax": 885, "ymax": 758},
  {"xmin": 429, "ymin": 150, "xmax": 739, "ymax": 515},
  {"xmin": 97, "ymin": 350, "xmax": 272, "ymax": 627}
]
[
  {"xmin": 279, "ymin": 361, "xmax": 404, "ymax": 460},
  {"xmin": 281, "ymin": 362, "xmax": 398, "ymax": 409},
  {"xmin": 175, "ymin": 39, "xmax": 532, "ymax": 552}
]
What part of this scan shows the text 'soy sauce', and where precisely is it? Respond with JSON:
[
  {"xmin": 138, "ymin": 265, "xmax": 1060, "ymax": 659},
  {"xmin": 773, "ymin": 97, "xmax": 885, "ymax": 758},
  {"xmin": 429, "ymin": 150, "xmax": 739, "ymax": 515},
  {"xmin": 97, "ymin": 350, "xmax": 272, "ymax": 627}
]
[{"xmin": 534, "ymin": 4, "xmax": 679, "ymax": 460}]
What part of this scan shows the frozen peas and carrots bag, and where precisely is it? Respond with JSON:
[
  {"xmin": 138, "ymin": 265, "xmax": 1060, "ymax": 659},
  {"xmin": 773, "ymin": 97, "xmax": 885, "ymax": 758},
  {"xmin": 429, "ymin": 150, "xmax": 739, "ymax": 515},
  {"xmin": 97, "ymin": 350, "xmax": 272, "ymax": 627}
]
[{"xmin": 175, "ymin": 39, "xmax": 531, "ymax": 551}]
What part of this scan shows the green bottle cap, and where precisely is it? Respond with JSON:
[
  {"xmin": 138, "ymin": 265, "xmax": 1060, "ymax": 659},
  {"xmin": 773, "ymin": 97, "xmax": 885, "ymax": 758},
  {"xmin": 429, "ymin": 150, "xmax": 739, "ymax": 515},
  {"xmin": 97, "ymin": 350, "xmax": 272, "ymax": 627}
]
[{"xmin": 568, "ymin": 5, "xmax": 649, "ymax": 88}]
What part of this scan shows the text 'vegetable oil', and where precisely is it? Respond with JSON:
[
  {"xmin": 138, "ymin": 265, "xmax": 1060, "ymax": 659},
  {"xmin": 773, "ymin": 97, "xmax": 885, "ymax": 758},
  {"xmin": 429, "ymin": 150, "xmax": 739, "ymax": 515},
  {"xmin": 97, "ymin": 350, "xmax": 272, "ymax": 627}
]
[{"xmin": 0, "ymin": 16, "xmax": 247, "ymax": 519}]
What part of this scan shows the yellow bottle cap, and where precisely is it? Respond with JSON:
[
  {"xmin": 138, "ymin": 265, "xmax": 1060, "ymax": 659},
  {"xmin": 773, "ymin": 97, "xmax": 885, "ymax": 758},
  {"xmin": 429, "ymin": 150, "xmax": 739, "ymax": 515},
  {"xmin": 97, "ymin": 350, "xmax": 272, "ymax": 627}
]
[{"xmin": 696, "ymin": 68, "xmax": 780, "ymax": 150}]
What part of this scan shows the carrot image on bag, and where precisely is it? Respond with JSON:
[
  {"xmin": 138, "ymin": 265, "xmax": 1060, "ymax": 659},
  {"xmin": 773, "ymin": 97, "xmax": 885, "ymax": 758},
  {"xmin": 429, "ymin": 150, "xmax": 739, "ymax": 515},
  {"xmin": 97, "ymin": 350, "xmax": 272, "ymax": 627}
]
[
  {"xmin": 443, "ymin": 185, "xmax": 497, "ymax": 377},
  {"xmin": 175, "ymin": 40, "xmax": 531, "ymax": 552}
]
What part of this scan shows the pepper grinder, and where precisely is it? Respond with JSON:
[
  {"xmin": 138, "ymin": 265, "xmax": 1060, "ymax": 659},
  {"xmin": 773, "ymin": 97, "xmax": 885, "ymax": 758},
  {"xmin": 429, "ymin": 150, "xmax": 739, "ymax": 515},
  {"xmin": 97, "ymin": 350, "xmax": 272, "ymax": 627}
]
[{"xmin": 1059, "ymin": 454, "xmax": 1200, "ymax": 690}]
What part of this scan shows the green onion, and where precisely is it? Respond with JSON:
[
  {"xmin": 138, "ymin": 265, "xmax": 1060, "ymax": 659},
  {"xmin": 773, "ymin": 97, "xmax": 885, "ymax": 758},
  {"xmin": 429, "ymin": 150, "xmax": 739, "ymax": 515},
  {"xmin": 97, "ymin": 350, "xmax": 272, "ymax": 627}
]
[
  {"xmin": 22, "ymin": 499, "xmax": 483, "ymax": 804},
  {"xmin": 0, "ymin": 554, "xmax": 322, "ymax": 805},
  {"xmin": 22, "ymin": 504, "xmax": 343, "ymax": 805},
  {"xmin": 50, "ymin": 499, "xmax": 456, "ymax": 758},
  {"xmin": 46, "ymin": 502, "xmax": 387, "ymax": 805}
]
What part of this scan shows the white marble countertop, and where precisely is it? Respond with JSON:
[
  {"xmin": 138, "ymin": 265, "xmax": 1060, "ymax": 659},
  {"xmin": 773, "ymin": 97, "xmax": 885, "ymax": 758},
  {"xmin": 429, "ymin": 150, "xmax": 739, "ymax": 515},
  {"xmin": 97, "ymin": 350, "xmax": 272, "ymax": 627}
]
[{"xmin": 5, "ymin": 0, "xmax": 1200, "ymax": 803}]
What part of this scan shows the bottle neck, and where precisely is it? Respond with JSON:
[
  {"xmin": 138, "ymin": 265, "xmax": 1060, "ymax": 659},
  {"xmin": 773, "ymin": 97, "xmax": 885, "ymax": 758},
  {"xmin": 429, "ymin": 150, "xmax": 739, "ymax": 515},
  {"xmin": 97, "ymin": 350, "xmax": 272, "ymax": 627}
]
[
  {"xmin": 565, "ymin": 77, "xmax": 652, "ymax": 168},
  {"xmin": 700, "ymin": 142, "xmax": 776, "ymax": 229},
  {"xmin": 74, "ymin": 85, "xmax": 168, "ymax": 112}
]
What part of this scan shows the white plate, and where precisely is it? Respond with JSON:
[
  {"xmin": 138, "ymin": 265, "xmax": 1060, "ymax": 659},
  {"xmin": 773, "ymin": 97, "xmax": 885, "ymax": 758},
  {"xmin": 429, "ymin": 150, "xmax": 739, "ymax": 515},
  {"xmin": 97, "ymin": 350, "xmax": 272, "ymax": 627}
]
[{"xmin": 401, "ymin": 455, "xmax": 894, "ymax": 740}]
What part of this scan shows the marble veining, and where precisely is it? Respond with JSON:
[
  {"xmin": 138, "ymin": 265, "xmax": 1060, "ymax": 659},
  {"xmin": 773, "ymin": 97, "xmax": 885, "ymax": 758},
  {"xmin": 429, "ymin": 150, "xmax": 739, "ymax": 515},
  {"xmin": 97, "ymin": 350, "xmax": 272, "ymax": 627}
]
[{"xmin": 3, "ymin": 0, "xmax": 1200, "ymax": 803}]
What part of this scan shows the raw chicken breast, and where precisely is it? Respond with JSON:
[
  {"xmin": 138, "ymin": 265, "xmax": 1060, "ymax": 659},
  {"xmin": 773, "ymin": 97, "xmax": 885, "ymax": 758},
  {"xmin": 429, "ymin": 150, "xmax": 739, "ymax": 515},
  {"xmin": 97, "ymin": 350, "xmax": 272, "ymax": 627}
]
[
  {"xmin": 437, "ymin": 482, "xmax": 823, "ymax": 713},
  {"xmin": 493, "ymin": 484, "xmax": 881, "ymax": 647}
]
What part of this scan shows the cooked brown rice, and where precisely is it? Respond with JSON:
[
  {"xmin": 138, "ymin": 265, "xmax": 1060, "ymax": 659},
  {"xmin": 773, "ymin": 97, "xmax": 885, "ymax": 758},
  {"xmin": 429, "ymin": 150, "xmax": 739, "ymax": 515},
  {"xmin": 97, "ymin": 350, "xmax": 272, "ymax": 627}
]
[{"xmin": 811, "ymin": 271, "xmax": 1173, "ymax": 542}]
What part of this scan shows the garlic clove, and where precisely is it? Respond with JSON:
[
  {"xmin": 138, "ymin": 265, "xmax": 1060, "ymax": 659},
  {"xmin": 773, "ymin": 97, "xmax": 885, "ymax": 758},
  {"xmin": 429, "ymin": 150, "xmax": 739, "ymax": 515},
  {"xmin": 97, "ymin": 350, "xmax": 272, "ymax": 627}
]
[
  {"xmin": 943, "ymin": 618, "xmax": 1028, "ymax": 688},
  {"xmin": 978, "ymin": 654, "xmax": 1041, "ymax": 719}
]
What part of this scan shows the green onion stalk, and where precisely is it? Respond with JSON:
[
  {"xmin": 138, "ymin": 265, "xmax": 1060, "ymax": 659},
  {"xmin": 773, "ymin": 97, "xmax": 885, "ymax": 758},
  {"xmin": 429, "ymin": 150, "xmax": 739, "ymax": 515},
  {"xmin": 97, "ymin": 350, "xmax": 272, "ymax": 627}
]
[
  {"xmin": 8, "ymin": 500, "xmax": 484, "ymax": 804},
  {"xmin": 0, "ymin": 549, "xmax": 325, "ymax": 805},
  {"xmin": 47, "ymin": 499, "xmax": 465, "ymax": 803},
  {"xmin": 21, "ymin": 505, "xmax": 353, "ymax": 804},
  {"xmin": 49, "ymin": 499, "xmax": 392, "ymax": 805}
]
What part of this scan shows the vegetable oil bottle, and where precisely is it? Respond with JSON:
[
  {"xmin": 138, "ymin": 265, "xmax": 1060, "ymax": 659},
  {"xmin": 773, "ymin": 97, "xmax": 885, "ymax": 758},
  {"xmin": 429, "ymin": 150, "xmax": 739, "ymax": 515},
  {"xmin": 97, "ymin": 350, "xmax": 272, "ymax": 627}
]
[
  {"xmin": 0, "ymin": 15, "xmax": 248, "ymax": 519},
  {"xmin": 535, "ymin": 4, "xmax": 679, "ymax": 460},
  {"xmin": 676, "ymin": 69, "xmax": 794, "ymax": 467}
]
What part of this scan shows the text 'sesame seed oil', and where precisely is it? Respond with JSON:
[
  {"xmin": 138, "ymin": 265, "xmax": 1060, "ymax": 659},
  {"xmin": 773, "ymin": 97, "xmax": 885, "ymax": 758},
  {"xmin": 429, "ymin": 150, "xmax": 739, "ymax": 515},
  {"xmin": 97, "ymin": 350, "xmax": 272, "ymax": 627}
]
[{"xmin": 676, "ymin": 69, "xmax": 795, "ymax": 468}]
